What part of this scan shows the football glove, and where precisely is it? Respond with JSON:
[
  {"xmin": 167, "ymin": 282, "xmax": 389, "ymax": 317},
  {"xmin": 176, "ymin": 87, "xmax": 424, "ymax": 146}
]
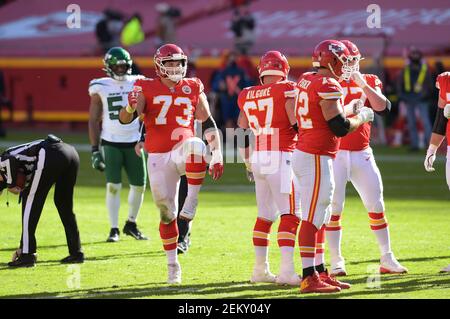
[
  {"xmin": 244, "ymin": 161, "xmax": 254, "ymax": 182},
  {"xmin": 444, "ymin": 104, "xmax": 450, "ymax": 119},
  {"xmin": 356, "ymin": 106, "xmax": 374, "ymax": 123},
  {"xmin": 91, "ymin": 151, "xmax": 105, "ymax": 172},
  {"xmin": 344, "ymin": 99, "xmax": 363, "ymax": 116},
  {"xmin": 209, "ymin": 149, "xmax": 224, "ymax": 180},
  {"xmin": 351, "ymin": 71, "xmax": 367, "ymax": 88},
  {"xmin": 424, "ymin": 145, "xmax": 437, "ymax": 172}
]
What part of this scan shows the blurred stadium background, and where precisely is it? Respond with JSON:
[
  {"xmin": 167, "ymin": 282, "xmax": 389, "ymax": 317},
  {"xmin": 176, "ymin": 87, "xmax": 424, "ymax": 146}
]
[{"xmin": 0, "ymin": 0, "xmax": 449, "ymax": 299}]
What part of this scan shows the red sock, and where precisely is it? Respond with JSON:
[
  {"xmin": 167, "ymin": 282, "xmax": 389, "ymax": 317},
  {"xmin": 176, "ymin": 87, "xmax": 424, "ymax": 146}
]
[
  {"xmin": 325, "ymin": 214, "xmax": 342, "ymax": 231},
  {"xmin": 185, "ymin": 154, "xmax": 207, "ymax": 186},
  {"xmin": 159, "ymin": 220, "xmax": 178, "ymax": 251},
  {"xmin": 299, "ymin": 221, "xmax": 318, "ymax": 264},
  {"xmin": 277, "ymin": 214, "xmax": 300, "ymax": 248},
  {"xmin": 368, "ymin": 212, "xmax": 388, "ymax": 230},
  {"xmin": 253, "ymin": 217, "xmax": 272, "ymax": 247}
]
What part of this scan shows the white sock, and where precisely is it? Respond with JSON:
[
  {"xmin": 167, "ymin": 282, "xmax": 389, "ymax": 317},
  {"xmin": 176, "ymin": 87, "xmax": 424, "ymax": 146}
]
[
  {"xmin": 166, "ymin": 249, "xmax": 178, "ymax": 265},
  {"xmin": 254, "ymin": 246, "xmax": 269, "ymax": 268},
  {"xmin": 302, "ymin": 257, "xmax": 315, "ymax": 269},
  {"xmin": 326, "ymin": 229, "xmax": 343, "ymax": 260},
  {"xmin": 373, "ymin": 227, "xmax": 392, "ymax": 256},
  {"xmin": 181, "ymin": 184, "xmax": 201, "ymax": 216},
  {"xmin": 106, "ymin": 183, "xmax": 121, "ymax": 229},
  {"xmin": 128, "ymin": 185, "xmax": 144, "ymax": 223},
  {"xmin": 279, "ymin": 246, "xmax": 295, "ymax": 274},
  {"xmin": 314, "ymin": 251, "xmax": 325, "ymax": 267}
]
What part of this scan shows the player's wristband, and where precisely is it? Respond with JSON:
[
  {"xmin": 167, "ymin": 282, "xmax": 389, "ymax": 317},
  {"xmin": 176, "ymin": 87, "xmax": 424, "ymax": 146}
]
[
  {"xmin": 91, "ymin": 145, "xmax": 99, "ymax": 153},
  {"xmin": 126, "ymin": 104, "xmax": 135, "ymax": 114}
]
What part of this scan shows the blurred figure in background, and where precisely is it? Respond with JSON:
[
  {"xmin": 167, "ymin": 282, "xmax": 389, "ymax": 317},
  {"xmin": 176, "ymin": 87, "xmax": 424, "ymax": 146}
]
[
  {"xmin": 155, "ymin": 3, "xmax": 181, "ymax": 48},
  {"xmin": 230, "ymin": 4, "xmax": 255, "ymax": 55},
  {"xmin": 0, "ymin": 69, "xmax": 12, "ymax": 137},
  {"xmin": 121, "ymin": 13, "xmax": 145, "ymax": 47},
  {"xmin": 396, "ymin": 47, "xmax": 433, "ymax": 151},
  {"xmin": 211, "ymin": 50, "xmax": 248, "ymax": 134},
  {"xmin": 95, "ymin": 9, "xmax": 124, "ymax": 54}
]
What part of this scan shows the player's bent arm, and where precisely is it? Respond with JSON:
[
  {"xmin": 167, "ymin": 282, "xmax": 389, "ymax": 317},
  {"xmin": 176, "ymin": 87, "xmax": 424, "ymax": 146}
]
[
  {"xmin": 364, "ymin": 86, "xmax": 391, "ymax": 114},
  {"xmin": 321, "ymin": 99, "xmax": 358, "ymax": 137},
  {"xmin": 88, "ymin": 94, "xmax": 103, "ymax": 148},
  {"xmin": 195, "ymin": 92, "xmax": 222, "ymax": 154},
  {"xmin": 429, "ymin": 105, "xmax": 448, "ymax": 149},
  {"xmin": 285, "ymin": 98, "xmax": 297, "ymax": 126},
  {"xmin": 119, "ymin": 93, "xmax": 145, "ymax": 124}
]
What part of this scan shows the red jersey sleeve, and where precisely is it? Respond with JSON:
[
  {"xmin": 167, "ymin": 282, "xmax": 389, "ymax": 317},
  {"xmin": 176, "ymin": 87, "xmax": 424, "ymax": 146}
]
[
  {"xmin": 316, "ymin": 77, "xmax": 343, "ymax": 101},
  {"xmin": 364, "ymin": 74, "xmax": 383, "ymax": 91},
  {"xmin": 283, "ymin": 81, "xmax": 299, "ymax": 98},
  {"xmin": 237, "ymin": 89, "xmax": 248, "ymax": 112},
  {"xmin": 437, "ymin": 72, "xmax": 450, "ymax": 102}
]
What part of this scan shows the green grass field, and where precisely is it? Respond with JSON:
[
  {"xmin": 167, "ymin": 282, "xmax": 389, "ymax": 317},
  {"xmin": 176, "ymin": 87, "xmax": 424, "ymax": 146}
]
[{"xmin": 0, "ymin": 131, "xmax": 449, "ymax": 299}]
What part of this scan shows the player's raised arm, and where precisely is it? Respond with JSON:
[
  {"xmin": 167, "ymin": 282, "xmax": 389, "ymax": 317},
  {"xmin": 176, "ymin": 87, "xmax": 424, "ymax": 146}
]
[
  {"xmin": 119, "ymin": 86, "xmax": 145, "ymax": 124},
  {"xmin": 352, "ymin": 72, "xmax": 391, "ymax": 114},
  {"xmin": 320, "ymin": 98, "xmax": 374, "ymax": 137},
  {"xmin": 195, "ymin": 91, "xmax": 224, "ymax": 180}
]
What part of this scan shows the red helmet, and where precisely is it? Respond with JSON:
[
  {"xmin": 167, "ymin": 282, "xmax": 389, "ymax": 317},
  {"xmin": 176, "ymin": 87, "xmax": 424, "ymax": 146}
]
[
  {"xmin": 257, "ymin": 51, "xmax": 290, "ymax": 82},
  {"xmin": 312, "ymin": 40, "xmax": 352, "ymax": 80},
  {"xmin": 340, "ymin": 39, "xmax": 362, "ymax": 72},
  {"xmin": 154, "ymin": 44, "xmax": 187, "ymax": 82}
]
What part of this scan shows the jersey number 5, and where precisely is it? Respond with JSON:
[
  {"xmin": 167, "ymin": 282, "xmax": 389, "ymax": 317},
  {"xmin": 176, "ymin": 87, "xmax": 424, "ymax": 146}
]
[
  {"xmin": 297, "ymin": 91, "xmax": 312, "ymax": 129},
  {"xmin": 243, "ymin": 97, "xmax": 274, "ymax": 135},
  {"xmin": 154, "ymin": 95, "xmax": 193, "ymax": 127}
]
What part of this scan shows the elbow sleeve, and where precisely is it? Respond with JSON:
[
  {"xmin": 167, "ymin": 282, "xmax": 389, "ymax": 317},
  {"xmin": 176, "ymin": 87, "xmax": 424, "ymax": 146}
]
[
  {"xmin": 327, "ymin": 113, "xmax": 350, "ymax": 137},
  {"xmin": 432, "ymin": 108, "xmax": 448, "ymax": 136}
]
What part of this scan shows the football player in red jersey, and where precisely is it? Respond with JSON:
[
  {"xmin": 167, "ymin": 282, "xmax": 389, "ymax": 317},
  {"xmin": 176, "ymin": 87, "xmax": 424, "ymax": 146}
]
[
  {"xmin": 119, "ymin": 44, "xmax": 224, "ymax": 284},
  {"xmin": 424, "ymin": 71, "xmax": 450, "ymax": 273},
  {"xmin": 326, "ymin": 40, "xmax": 408, "ymax": 276},
  {"xmin": 292, "ymin": 40, "xmax": 375, "ymax": 293},
  {"xmin": 237, "ymin": 51, "xmax": 301, "ymax": 286}
]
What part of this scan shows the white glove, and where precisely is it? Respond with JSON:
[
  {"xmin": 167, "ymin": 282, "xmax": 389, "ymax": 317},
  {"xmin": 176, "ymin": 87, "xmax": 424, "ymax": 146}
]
[
  {"xmin": 244, "ymin": 160, "xmax": 254, "ymax": 182},
  {"xmin": 356, "ymin": 106, "xmax": 374, "ymax": 123},
  {"xmin": 343, "ymin": 99, "xmax": 363, "ymax": 116},
  {"xmin": 351, "ymin": 71, "xmax": 367, "ymax": 88},
  {"xmin": 444, "ymin": 104, "xmax": 450, "ymax": 119},
  {"xmin": 424, "ymin": 145, "xmax": 437, "ymax": 172}
]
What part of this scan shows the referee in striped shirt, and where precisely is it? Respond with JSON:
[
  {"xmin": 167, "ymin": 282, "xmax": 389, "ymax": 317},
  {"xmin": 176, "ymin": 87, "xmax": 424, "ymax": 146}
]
[{"xmin": 0, "ymin": 135, "xmax": 84, "ymax": 268}]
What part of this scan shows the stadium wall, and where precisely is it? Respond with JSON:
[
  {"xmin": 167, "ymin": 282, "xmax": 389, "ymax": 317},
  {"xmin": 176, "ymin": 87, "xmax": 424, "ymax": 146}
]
[{"xmin": 0, "ymin": 56, "xmax": 449, "ymax": 123}]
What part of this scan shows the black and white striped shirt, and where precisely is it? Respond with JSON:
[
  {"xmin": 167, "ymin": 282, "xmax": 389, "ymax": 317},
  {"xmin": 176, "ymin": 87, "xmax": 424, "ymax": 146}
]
[{"xmin": 0, "ymin": 139, "xmax": 44, "ymax": 189}]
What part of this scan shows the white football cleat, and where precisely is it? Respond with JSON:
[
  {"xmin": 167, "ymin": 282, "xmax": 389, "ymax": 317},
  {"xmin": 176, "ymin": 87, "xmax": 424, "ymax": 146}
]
[
  {"xmin": 251, "ymin": 265, "xmax": 277, "ymax": 283},
  {"xmin": 276, "ymin": 272, "xmax": 301, "ymax": 286},
  {"xmin": 167, "ymin": 262, "xmax": 182, "ymax": 284},
  {"xmin": 440, "ymin": 265, "xmax": 450, "ymax": 273},
  {"xmin": 330, "ymin": 256, "xmax": 347, "ymax": 276},
  {"xmin": 380, "ymin": 252, "xmax": 408, "ymax": 274}
]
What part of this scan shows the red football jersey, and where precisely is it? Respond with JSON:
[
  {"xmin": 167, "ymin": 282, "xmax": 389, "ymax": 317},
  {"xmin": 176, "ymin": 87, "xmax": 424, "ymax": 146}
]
[
  {"xmin": 436, "ymin": 71, "xmax": 450, "ymax": 145},
  {"xmin": 135, "ymin": 77, "xmax": 203, "ymax": 153},
  {"xmin": 238, "ymin": 81, "xmax": 298, "ymax": 152},
  {"xmin": 339, "ymin": 74, "xmax": 383, "ymax": 151},
  {"xmin": 295, "ymin": 72, "xmax": 344, "ymax": 158}
]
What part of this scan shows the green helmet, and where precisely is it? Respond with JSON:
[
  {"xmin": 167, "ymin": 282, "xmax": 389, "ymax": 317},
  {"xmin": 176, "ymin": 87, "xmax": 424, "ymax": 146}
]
[{"xmin": 103, "ymin": 47, "xmax": 133, "ymax": 80}]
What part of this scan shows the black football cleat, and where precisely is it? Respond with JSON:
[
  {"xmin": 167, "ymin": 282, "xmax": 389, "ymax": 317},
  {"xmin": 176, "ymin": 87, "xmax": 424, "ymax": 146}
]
[
  {"xmin": 61, "ymin": 252, "xmax": 85, "ymax": 264},
  {"xmin": 107, "ymin": 228, "xmax": 120, "ymax": 242},
  {"xmin": 8, "ymin": 253, "xmax": 36, "ymax": 268},
  {"xmin": 177, "ymin": 241, "xmax": 189, "ymax": 255},
  {"xmin": 123, "ymin": 221, "xmax": 148, "ymax": 240}
]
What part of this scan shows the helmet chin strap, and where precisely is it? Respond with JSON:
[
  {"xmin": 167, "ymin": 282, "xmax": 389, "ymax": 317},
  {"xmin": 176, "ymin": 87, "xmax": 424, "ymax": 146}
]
[{"xmin": 327, "ymin": 62, "xmax": 341, "ymax": 80}]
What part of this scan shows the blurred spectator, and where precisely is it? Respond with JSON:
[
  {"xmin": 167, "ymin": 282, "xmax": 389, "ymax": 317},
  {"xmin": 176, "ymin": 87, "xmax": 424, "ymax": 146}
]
[
  {"xmin": 396, "ymin": 47, "xmax": 433, "ymax": 151},
  {"xmin": 230, "ymin": 5, "xmax": 256, "ymax": 55},
  {"xmin": 95, "ymin": 9, "xmax": 124, "ymax": 53},
  {"xmin": 430, "ymin": 61, "xmax": 446, "ymax": 120},
  {"xmin": 121, "ymin": 13, "xmax": 145, "ymax": 47},
  {"xmin": 236, "ymin": 53, "xmax": 258, "ymax": 85},
  {"xmin": 212, "ymin": 51, "xmax": 248, "ymax": 131},
  {"xmin": 155, "ymin": 3, "xmax": 181, "ymax": 47},
  {"xmin": 0, "ymin": 70, "xmax": 12, "ymax": 137}
]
